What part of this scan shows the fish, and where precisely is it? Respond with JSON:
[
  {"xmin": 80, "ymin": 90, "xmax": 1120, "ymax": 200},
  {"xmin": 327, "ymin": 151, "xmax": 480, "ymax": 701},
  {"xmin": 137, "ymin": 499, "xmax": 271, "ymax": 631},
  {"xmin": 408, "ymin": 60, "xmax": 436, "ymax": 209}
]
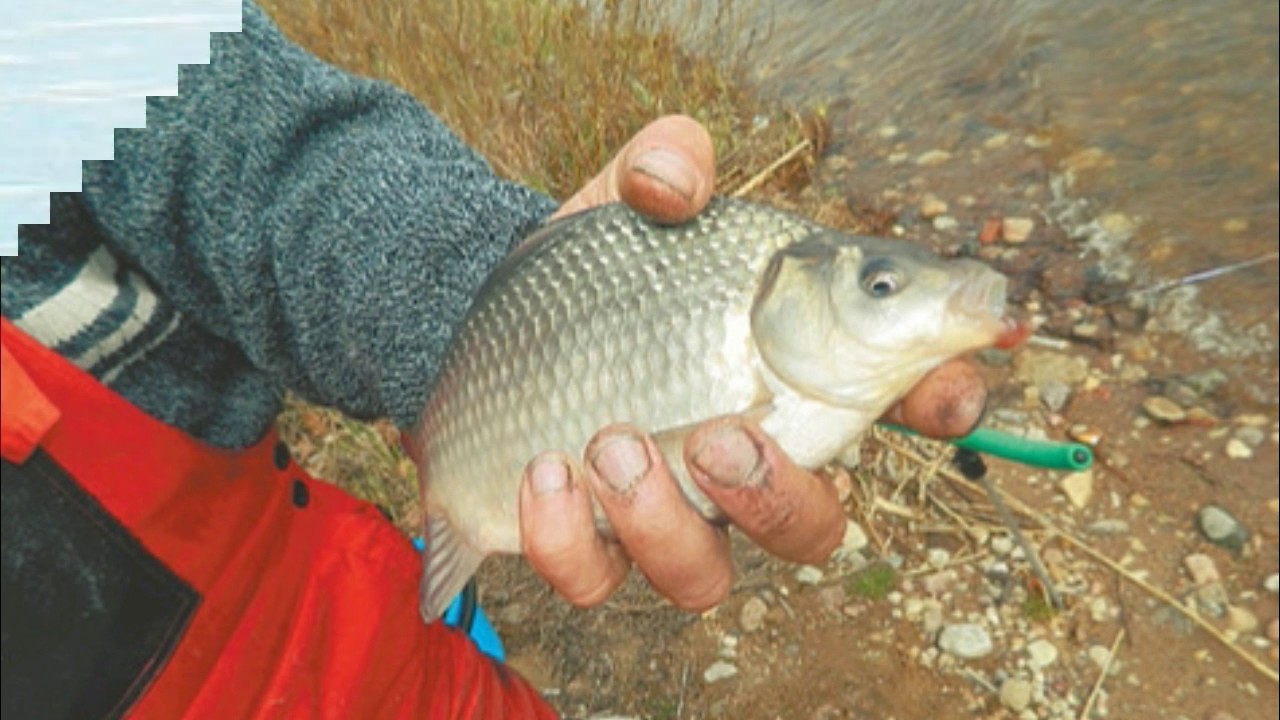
[{"xmin": 412, "ymin": 197, "xmax": 1009, "ymax": 622}]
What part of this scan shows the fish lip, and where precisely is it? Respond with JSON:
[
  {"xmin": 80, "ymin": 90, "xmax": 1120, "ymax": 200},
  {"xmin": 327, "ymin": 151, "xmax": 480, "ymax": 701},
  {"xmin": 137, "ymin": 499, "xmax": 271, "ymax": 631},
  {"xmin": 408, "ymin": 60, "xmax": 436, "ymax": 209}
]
[{"xmin": 948, "ymin": 270, "xmax": 1009, "ymax": 336}]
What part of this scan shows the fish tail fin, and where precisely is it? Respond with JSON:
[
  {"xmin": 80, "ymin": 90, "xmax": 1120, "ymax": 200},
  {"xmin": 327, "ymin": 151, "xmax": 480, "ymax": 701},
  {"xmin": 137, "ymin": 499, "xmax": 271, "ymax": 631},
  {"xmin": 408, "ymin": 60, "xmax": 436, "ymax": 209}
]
[{"xmin": 419, "ymin": 513, "xmax": 486, "ymax": 624}]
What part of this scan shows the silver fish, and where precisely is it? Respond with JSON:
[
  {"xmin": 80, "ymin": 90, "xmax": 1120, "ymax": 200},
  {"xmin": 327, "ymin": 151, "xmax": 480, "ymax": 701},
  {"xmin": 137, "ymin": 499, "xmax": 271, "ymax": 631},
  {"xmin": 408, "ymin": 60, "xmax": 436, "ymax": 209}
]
[{"xmin": 414, "ymin": 197, "xmax": 1008, "ymax": 621}]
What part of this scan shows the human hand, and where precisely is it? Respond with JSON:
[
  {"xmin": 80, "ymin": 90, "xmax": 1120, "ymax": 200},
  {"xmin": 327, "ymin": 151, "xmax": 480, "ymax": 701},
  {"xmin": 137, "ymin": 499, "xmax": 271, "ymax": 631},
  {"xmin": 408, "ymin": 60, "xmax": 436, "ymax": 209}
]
[{"xmin": 518, "ymin": 116, "xmax": 988, "ymax": 611}]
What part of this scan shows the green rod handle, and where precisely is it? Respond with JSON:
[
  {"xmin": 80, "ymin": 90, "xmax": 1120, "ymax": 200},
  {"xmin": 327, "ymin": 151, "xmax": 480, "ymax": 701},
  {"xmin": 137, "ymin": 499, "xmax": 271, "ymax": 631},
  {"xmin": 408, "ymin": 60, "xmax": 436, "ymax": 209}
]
[{"xmin": 881, "ymin": 424, "xmax": 1093, "ymax": 471}]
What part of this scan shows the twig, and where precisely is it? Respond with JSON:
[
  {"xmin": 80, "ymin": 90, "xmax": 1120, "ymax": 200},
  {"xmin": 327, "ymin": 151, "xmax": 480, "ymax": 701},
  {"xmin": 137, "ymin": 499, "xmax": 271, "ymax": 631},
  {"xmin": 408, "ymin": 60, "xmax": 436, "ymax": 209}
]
[
  {"xmin": 975, "ymin": 471, "xmax": 1063, "ymax": 609},
  {"xmin": 1078, "ymin": 628, "xmax": 1125, "ymax": 720},
  {"xmin": 1056, "ymin": 533, "xmax": 1279, "ymax": 684},
  {"xmin": 729, "ymin": 139, "xmax": 812, "ymax": 198}
]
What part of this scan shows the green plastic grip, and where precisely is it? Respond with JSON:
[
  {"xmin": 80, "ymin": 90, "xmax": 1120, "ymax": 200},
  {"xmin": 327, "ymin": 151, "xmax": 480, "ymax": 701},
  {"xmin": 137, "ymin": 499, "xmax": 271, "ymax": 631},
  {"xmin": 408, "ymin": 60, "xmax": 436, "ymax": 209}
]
[{"xmin": 880, "ymin": 424, "xmax": 1093, "ymax": 471}]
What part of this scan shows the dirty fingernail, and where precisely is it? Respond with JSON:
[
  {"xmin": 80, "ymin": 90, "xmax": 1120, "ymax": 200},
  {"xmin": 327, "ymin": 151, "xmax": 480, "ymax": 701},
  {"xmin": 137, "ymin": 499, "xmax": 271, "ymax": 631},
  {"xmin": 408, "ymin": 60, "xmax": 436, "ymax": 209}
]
[
  {"xmin": 692, "ymin": 424, "xmax": 765, "ymax": 488},
  {"xmin": 529, "ymin": 456, "xmax": 571, "ymax": 497},
  {"xmin": 631, "ymin": 148, "xmax": 697, "ymax": 201},
  {"xmin": 590, "ymin": 432, "xmax": 651, "ymax": 493}
]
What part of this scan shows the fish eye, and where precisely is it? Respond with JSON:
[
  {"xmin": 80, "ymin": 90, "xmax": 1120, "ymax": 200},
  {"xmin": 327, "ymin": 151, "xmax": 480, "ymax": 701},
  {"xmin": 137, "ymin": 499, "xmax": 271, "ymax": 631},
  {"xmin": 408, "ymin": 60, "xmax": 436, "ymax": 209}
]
[{"xmin": 860, "ymin": 261, "xmax": 903, "ymax": 298}]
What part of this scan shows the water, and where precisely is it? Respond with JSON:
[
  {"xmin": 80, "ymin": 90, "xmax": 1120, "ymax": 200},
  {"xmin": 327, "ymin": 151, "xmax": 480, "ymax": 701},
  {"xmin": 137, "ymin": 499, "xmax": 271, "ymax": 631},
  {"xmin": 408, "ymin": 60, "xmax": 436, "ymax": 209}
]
[
  {"xmin": 0, "ymin": 0, "xmax": 242, "ymax": 253},
  {"xmin": 737, "ymin": 0, "xmax": 1278, "ymax": 350}
]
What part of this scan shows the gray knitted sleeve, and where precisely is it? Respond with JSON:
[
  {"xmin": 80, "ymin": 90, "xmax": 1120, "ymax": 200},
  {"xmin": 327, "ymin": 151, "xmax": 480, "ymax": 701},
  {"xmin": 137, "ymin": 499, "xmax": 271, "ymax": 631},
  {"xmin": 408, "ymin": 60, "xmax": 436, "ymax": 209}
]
[{"xmin": 76, "ymin": 0, "xmax": 557, "ymax": 430}]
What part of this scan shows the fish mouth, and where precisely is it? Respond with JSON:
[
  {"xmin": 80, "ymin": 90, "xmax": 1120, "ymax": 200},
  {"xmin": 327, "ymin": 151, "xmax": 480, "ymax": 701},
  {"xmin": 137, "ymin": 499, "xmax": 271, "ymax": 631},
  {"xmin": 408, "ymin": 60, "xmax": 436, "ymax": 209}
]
[{"xmin": 948, "ymin": 270, "xmax": 1009, "ymax": 337}]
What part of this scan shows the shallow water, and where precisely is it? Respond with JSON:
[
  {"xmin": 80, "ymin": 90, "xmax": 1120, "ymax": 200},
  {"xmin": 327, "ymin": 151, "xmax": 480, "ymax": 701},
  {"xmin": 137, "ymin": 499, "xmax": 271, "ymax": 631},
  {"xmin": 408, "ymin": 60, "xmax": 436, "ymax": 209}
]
[{"xmin": 737, "ymin": 0, "xmax": 1278, "ymax": 346}]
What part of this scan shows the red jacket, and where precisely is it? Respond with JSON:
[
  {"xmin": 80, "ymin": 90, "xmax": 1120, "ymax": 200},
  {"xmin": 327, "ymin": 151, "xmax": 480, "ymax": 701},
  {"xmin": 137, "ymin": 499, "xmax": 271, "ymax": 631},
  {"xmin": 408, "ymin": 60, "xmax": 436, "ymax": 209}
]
[{"xmin": 1, "ymin": 318, "xmax": 557, "ymax": 719}]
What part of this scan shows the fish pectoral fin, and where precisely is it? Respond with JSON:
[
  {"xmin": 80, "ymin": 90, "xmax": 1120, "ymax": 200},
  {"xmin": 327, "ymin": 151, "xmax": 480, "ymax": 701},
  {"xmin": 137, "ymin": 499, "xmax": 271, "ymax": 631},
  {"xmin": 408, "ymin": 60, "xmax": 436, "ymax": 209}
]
[{"xmin": 419, "ymin": 513, "xmax": 486, "ymax": 624}]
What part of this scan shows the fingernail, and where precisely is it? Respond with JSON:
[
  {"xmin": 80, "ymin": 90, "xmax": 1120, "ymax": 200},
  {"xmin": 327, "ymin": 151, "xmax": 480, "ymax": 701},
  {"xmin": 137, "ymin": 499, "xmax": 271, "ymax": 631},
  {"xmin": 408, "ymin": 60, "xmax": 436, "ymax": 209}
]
[
  {"xmin": 691, "ymin": 424, "xmax": 765, "ymax": 488},
  {"xmin": 590, "ymin": 432, "xmax": 651, "ymax": 494},
  {"xmin": 631, "ymin": 148, "xmax": 697, "ymax": 201},
  {"xmin": 529, "ymin": 457, "xmax": 570, "ymax": 497}
]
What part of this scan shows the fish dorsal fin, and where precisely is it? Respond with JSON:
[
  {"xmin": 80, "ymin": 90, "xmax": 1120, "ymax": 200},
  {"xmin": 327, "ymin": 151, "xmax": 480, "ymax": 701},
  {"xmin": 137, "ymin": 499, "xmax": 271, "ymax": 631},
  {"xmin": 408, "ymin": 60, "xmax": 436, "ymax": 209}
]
[{"xmin": 419, "ymin": 513, "xmax": 486, "ymax": 624}]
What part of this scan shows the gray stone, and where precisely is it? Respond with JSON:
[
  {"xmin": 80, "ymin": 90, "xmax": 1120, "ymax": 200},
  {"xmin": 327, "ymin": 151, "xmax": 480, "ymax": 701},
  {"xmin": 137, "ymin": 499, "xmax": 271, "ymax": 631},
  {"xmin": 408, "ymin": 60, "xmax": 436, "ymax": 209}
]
[
  {"xmin": 1142, "ymin": 396, "xmax": 1186, "ymax": 424},
  {"xmin": 1197, "ymin": 505, "xmax": 1250, "ymax": 552},
  {"xmin": 938, "ymin": 623, "xmax": 994, "ymax": 659},
  {"xmin": 1182, "ymin": 368, "xmax": 1229, "ymax": 396},
  {"xmin": 795, "ymin": 565, "xmax": 825, "ymax": 586},
  {"xmin": 1086, "ymin": 519, "xmax": 1130, "ymax": 536},
  {"xmin": 739, "ymin": 596, "xmax": 768, "ymax": 633},
  {"xmin": 998, "ymin": 677, "xmax": 1034, "ymax": 712},
  {"xmin": 977, "ymin": 348, "xmax": 1013, "ymax": 367},
  {"xmin": 1264, "ymin": 573, "xmax": 1279, "ymax": 594},
  {"xmin": 1233, "ymin": 426, "xmax": 1266, "ymax": 447},
  {"xmin": 1039, "ymin": 380, "xmax": 1072, "ymax": 412},
  {"xmin": 703, "ymin": 660, "xmax": 738, "ymax": 684},
  {"xmin": 1026, "ymin": 639, "xmax": 1059, "ymax": 669}
]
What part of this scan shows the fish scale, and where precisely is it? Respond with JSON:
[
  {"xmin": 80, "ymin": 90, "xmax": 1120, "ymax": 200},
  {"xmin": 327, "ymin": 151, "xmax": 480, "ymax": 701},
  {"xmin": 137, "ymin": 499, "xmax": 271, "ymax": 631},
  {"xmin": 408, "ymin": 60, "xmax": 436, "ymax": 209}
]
[{"xmin": 413, "ymin": 197, "xmax": 1008, "ymax": 621}]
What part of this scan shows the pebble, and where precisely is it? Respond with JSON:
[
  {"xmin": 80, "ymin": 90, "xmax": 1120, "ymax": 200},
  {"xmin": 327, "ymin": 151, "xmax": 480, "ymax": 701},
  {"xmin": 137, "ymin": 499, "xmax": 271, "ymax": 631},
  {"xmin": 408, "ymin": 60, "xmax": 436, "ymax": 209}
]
[
  {"xmin": 1197, "ymin": 505, "xmax": 1250, "ymax": 552},
  {"xmin": 1001, "ymin": 217, "xmax": 1035, "ymax": 243},
  {"xmin": 1233, "ymin": 426, "xmax": 1266, "ymax": 447},
  {"xmin": 998, "ymin": 677, "xmax": 1034, "ymax": 712},
  {"xmin": 739, "ymin": 596, "xmax": 768, "ymax": 633},
  {"xmin": 1089, "ymin": 597, "xmax": 1112, "ymax": 623},
  {"xmin": 1060, "ymin": 470, "xmax": 1094, "ymax": 509},
  {"xmin": 1026, "ymin": 639, "xmax": 1059, "ymax": 669},
  {"xmin": 1087, "ymin": 644, "xmax": 1119, "ymax": 673},
  {"xmin": 1183, "ymin": 368, "xmax": 1229, "ymax": 396},
  {"xmin": 1225, "ymin": 438, "xmax": 1253, "ymax": 459},
  {"xmin": 1086, "ymin": 519, "xmax": 1130, "ymax": 536},
  {"xmin": 796, "ymin": 565, "xmax": 825, "ymax": 586},
  {"xmin": 991, "ymin": 536, "xmax": 1014, "ymax": 556},
  {"xmin": 1264, "ymin": 573, "xmax": 1279, "ymax": 594},
  {"xmin": 1225, "ymin": 606, "xmax": 1259, "ymax": 635},
  {"xmin": 916, "ymin": 149, "xmax": 952, "ymax": 166},
  {"xmin": 983, "ymin": 133, "xmax": 1010, "ymax": 149},
  {"xmin": 926, "ymin": 547, "xmax": 952, "ymax": 569},
  {"xmin": 938, "ymin": 623, "xmax": 994, "ymax": 659},
  {"xmin": 1039, "ymin": 380, "xmax": 1072, "ymax": 413},
  {"xmin": 919, "ymin": 195, "xmax": 948, "ymax": 219},
  {"xmin": 1183, "ymin": 553, "xmax": 1221, "ymax": 585},
  {"xmin": 932, "ymin": 215, "xmax": 959, "ymax": 232},
  {"xmin": 922, "ymin": 570, "xmax": 957, "ymax": 596},
  {"xmin": 1142, "ymin": 396, "xmax": 1186, "ymax": 424},
  {"xmin": 703, "ymin": 660, "xmax": 738, "ymax": 684}
]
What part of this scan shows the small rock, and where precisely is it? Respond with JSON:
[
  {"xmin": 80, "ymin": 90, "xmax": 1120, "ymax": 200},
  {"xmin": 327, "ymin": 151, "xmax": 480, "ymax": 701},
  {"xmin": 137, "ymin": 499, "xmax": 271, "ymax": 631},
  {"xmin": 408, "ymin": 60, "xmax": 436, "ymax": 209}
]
[
  {"xmin": 921, "ymin": 602, "xmax": 945, "ymax": 635},
  {"xmin": 919, "ymin": 195, "xmax": 949, "ymax": 219},
  {"xmin": 1182, "ymin": 368, "xmax": 1229, "ymax": 396},
  {"xmin": 976, "ymin": 348, "xmax": 1012, "ymax": 367},
  {"xmin": 796, "ymin": 565, "xmax": 825, "ymax": 586},
  {"xmin": 1039, "ymin": 380, "xmax": 1072, "ymax": 412},
  {"xmin": 1089, "ymin": 597, "xmax": 1111, "ymax": 623},
  {"xmin": 1072, "ymin": 322, "xmax": 1100, "ymax": 339},
  {"xmin": 926, "ymin": 547, "xmax": 952, "ymax": 569},
  {"xmin": 1264, "ymin": 573, "xmax": 1279, "ymax": 594},
  {"xmin": 938, "ymin": 623, "xmax": 994, "ymax": 659},
  {"xmin": 1142, "ymin": 396, "xmax": 1186, "ymax": 424},
  {"xmin": 932, "ymin": 215, "xmax": 959, "ymax": 232},
  {"xmin": 1060, "ymin": 470, "xmax": 1094, "ymax": 509},
  {"xmin": 984, "ymin": 133, "xmax": 1010, "ymax": 149},
  {"xmin": 739, "ymin": 596, "xmax": 768, "ymax": 633},
  {"xmin": 922, "ymin": 570, "xmax": 957, "ymax": 596},
  {"xmin": 1027, "ymin": 639, "xmax": 1059, "ymax": 669},
  {"xmin": 1225, "ymin": 606, "xmax": 1259, "ymax": 635},
  {"xmin": 1184, "ymin": 553, "xmax": 1221, "ymax": 585},
  {"xmin": 1233, "ymin": 426, "xmax": 1266, "ymax": 447},
  {"xmin": 1001, "ymin": 217, "xmax": 1035, "ymax": 243},
  {"xmin": 1225, "ymin": 438, "xmax": 1253, "ymax": 460},
  {"xmin": 1087, "ymin": 644, "xmax": 1119, "ymax": 673},
  {"xmin": 836, "ymin": 520, "xmax": 870, "ymax": 556},
  {"xmin": 991, "ymin": 536, "xmax": 1014, "ymax": 556},
  {"xmin": 999, "ymin": 677, "xmax": 1034, "ymax": 712},
  {"xmin": 1197, "ymin": 505, "xmax": 1250, "ymax": 552},
  {"xmin": 1086, "ymin": 519, "xmax": 1130, "ymax": 536},
  {"xmin": 916, "ymin": 149, "xmax": 952, "ymax": 166},
  {"xmin": 703, "ymin": 660, "xmax": 738, "ymax": 684}
]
